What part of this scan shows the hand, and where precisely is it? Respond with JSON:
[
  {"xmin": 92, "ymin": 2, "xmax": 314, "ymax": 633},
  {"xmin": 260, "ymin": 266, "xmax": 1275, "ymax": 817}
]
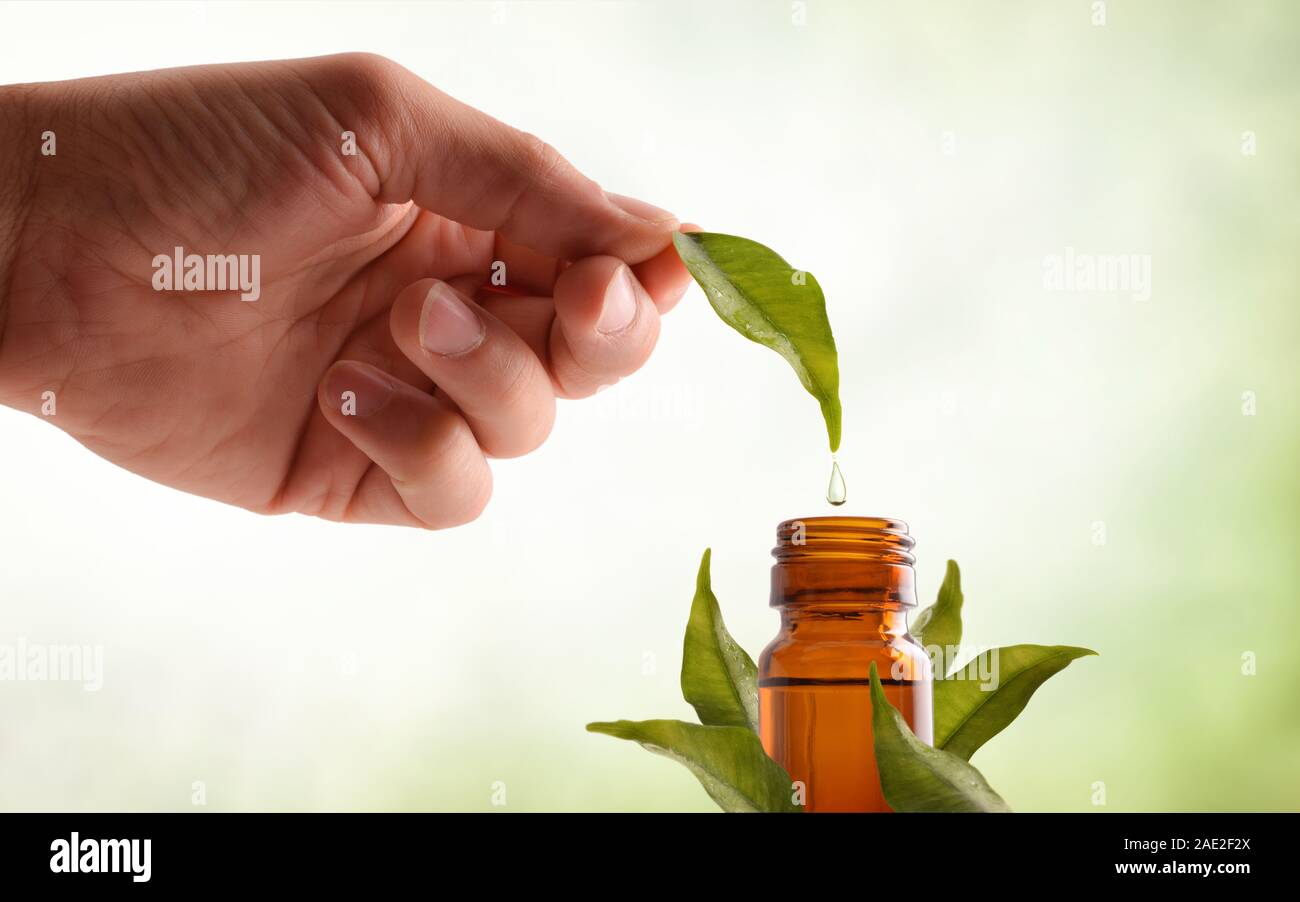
[{"xmin": 0, "ymin": 53, "xmax": 691, "ymax": 528}]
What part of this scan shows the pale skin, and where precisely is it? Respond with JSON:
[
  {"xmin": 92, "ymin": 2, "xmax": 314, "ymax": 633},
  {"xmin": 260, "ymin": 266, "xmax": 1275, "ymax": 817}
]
[{"xmin": 0, "ymin": 53, "xmax": 694, "ymax": 528}]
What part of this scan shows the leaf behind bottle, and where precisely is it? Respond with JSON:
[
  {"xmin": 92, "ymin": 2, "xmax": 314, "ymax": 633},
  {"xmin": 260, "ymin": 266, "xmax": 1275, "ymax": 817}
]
[
  {"xmin": 680, "ymin": 549, "xmax": 760, "ymax": 731},
  {"xmin": 934, "ymin": 644, "xmax": 1097, "ymax": 760},
  {"xmin": 911, "ymin": 560, "xmax": 964, "ymax": 670}
]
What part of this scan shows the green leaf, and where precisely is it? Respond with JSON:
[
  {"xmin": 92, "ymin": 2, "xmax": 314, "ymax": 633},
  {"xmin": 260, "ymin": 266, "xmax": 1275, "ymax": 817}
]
[
  {"xmin": 680, "ymin": 549, "xmax": 760, "ymax": 732},
  {"xmin": 911, "ymin": 560, "xmax": 964, "ymax": 666},
  {"xmin": 672, "ymin": 231, "xmax": 842, "ymax": 452},
  {"xmin": 935, "ymin": 644, "xmax": 1097, "ymax": 760},
  {"xmin": 586, "ymin": 720, "xmax": 802, "ymax": 813},
  {"xmin": 868, "ymin": 662, "xmax": 1011, "ymax": 812}
]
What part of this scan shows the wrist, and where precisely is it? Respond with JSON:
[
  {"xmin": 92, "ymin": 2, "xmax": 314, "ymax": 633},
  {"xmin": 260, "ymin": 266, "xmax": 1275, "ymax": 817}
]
[{"xmin": 0, "ymin": 83, "xmax": 39, "ymax": 375}]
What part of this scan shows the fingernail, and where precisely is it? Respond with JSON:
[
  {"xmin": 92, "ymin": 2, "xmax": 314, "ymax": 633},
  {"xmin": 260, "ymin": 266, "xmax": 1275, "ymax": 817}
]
[
  {"xmin": 597, "ymin": 267, "xmax": 640, "ymax": 335},
  {"xmin": 605, "ymin": 192, "xmax": 677, "ymax": 225},
  {"xmin": 420, "ymin": 281, "xmax": 485, "ymax": 356},
  {"xmin": 326, "ymin": 362, "xmax": 393, "ymax": 419}
]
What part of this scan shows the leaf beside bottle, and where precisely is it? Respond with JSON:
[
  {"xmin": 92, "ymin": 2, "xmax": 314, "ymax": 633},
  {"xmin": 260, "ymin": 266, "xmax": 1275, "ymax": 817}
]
[
  {"xmin": 680, "ymin": 549, "xmax": 760, "ymax": 732},
  {"xmin": 933, "ymin": 644, "xmax": 1097, "ymax": 760},
  {"xmin": 586, "ymin": 720, "xmax": 801, "ymax": 813},
  {"xmin": 672, "ymin": 231, "xmax": 842, "ymax": 452}
]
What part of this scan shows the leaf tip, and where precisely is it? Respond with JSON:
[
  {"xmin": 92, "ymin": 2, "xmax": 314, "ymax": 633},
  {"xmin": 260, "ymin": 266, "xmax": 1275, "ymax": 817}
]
[
  {"xmin": 866, "ymin": 661, "xmax": 898, "ymax": 744},
  {"xmin": 826, "ymin": 402, "xmax": 842, "ymax": 453},
  {"xmin": 695, "ymin": 548, "xmax": 713, "ymax": 591}
]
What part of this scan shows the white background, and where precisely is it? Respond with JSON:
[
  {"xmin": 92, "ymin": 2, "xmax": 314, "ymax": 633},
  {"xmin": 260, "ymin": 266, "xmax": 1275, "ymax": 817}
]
[{"xmin": 1, "ymin": 1, "xmax": 1295, "ymax": 810}]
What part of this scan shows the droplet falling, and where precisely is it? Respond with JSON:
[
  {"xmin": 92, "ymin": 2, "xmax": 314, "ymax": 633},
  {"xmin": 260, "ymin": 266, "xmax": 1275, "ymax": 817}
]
[{"xmin": 826, "ymin": 458, "xmax": 847, "ymax": 506}]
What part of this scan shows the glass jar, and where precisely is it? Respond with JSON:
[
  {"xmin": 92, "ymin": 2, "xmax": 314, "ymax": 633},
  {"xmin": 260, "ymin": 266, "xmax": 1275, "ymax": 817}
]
[{"xmin": 758, "ymin": 516, "xmax": 934, "ymax": 812}]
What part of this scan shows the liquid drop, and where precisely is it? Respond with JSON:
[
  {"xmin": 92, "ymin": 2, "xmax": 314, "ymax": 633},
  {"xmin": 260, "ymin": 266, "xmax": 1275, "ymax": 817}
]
[{"xmin": 826, "ymin": 458, "xmax": 847, "ymax": 506}]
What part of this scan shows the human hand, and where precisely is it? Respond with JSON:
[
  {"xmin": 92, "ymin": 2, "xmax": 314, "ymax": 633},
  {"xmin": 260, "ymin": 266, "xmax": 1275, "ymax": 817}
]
[{"xmin": 0, "ymin": 53, "xmax": 691, "ymax": 527}]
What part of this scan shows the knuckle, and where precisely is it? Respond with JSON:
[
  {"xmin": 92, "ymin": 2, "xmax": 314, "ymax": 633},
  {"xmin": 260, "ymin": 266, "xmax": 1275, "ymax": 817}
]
[
  {"xmin": 312, "ymin": 52, "xmax": 410, "ymax": 126},
  {"xmin": 514, "ymin": 131, "xmax": 570, "ymax": 189},
  {"xmin": 335, "ymin": 53, "xmax": 406, "ymax": 93},
  {"xmin": 489, "ymin": 131, "xmax": 601, "ymax": 238}
]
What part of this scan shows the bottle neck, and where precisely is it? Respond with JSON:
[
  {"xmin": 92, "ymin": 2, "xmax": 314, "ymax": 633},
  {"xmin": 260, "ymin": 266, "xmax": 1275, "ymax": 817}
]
[
  {"xmin": 770, "ymin": 516, "xmax": 918, "ymax": 611},
  {"xmin": 775, "ymin": 606, "xmax": 912, "ymax": 639}
]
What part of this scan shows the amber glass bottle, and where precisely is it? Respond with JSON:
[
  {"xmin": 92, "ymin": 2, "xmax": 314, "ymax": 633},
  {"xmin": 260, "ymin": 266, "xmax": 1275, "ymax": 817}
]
[{"xmin": 758, "ymin": 516, "xmax": 933, "ymax": 812}]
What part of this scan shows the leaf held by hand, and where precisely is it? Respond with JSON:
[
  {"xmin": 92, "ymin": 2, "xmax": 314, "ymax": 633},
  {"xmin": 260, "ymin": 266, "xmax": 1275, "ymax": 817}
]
[
  {"xmin": 681, "ymin": 549, "xmax": 760, "ymax": 731},
  {"xmin": 672, "ymin": 231, "xmax": 842, "ymax": 452},
  {"xmin": 868, "ymin": 663, "xmax": 1011, "ymax": 813},
  {"xmin": 934, "ymin": 644, "xmax": 1097, "ymax": 760},
  {"xmin": 586, "ymin": 719, "xmax": 802, "ymax": 813}
]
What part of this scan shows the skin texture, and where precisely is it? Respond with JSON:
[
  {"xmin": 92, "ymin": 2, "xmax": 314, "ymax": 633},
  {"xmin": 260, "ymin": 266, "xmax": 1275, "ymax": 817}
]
[{"xmin": 0, "ymin": 53, "xmax": 693, "ymax": 528}]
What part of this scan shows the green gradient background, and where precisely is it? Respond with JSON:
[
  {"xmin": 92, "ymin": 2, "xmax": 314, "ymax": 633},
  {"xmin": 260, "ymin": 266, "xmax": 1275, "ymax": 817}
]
[{"xmin": 0, "ymin": 0, "xmax": 1296, "ymax": 812}]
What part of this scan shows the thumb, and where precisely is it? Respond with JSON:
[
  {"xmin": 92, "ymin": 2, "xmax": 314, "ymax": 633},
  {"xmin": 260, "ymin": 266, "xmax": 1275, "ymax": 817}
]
[{"xmin": 299, "ymin": 53, "xmax": 678, "ymax": 264}]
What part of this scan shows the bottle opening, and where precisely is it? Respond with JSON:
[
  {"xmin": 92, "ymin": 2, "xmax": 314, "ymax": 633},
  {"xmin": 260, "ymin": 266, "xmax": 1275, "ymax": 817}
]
[{"xmin": 773, "ymin": 516, "xmax": 915, "ymax": 566}]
